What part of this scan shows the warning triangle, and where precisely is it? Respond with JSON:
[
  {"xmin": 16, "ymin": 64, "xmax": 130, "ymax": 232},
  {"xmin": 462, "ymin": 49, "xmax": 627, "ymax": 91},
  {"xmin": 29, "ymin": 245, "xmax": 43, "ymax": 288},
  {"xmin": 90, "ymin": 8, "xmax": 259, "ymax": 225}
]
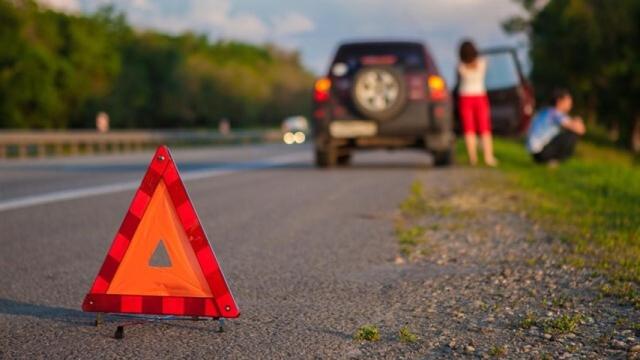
[{"xmin": 82, "ymin": 146, "xmax": 239, "ymax": 318}]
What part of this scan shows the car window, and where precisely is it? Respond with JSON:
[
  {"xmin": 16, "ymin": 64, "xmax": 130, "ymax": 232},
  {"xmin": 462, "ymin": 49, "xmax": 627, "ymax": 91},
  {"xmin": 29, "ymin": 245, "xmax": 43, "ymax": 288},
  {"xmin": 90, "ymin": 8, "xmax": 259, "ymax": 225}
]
[
  {"xmin": 484, "ymin": 52, "xmax": 521, "ymax": 90},
  {"xmin": 332, "ymin": 43, "xmax": 427, "ymax": 74}
]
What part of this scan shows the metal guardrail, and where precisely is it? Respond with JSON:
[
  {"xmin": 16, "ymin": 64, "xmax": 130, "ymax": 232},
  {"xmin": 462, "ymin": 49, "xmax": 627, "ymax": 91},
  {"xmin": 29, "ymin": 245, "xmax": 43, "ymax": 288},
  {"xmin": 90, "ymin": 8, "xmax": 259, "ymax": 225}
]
[{"xmin": 0, "ymin": 130, "xmax": 282, "ymax": 159}]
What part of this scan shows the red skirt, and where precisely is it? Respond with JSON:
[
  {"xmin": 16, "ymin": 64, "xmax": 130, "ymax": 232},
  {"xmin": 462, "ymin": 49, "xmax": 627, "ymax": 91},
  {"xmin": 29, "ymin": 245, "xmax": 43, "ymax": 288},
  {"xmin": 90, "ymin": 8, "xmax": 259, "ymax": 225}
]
[{"xmin": 458, "ymin": 95, "xmax": 491, "ymax": 135}]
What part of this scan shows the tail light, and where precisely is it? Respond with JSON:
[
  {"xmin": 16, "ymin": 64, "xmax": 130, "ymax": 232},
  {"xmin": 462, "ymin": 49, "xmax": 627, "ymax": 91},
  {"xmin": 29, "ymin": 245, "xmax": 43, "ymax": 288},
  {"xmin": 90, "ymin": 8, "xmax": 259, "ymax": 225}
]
[
  {"xmin": 313, "ymin": 77, "xmax": 331, "ymax": 102},
  {"xmin": 428, "ymin": 75, "xmax": 447, "ymax": 101}
]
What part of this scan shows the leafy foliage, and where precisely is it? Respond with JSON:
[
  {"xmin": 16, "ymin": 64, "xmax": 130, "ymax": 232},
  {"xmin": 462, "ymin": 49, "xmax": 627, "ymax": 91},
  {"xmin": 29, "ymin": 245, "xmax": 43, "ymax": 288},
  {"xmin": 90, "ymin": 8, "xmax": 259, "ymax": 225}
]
[
  {"xmin": 504, "ymin": 0, "xmax": 640, "ymax": 150},
  {"xmin": 0, "ymin": 0, "xmax": 313, "ymax": 129}
]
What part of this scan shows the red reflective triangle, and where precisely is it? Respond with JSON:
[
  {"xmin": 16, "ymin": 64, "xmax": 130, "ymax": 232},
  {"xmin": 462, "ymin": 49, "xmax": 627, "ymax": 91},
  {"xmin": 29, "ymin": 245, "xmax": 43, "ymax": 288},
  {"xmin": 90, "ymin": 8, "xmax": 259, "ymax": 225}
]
[{"xmin": 82, "ymin": 145, "xmax": 239, "ymax": 318}]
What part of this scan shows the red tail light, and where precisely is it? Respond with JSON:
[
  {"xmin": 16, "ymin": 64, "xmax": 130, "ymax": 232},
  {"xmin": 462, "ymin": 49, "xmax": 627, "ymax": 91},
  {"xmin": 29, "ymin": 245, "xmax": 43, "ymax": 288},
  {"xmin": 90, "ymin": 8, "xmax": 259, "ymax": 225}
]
[
  {"xmin": 313, "ymin": 77, "xmax": 331, "ymax": 102},
  {"xmin": 428, "ymin": 75, "xmax": 448, "ymax": 101}
]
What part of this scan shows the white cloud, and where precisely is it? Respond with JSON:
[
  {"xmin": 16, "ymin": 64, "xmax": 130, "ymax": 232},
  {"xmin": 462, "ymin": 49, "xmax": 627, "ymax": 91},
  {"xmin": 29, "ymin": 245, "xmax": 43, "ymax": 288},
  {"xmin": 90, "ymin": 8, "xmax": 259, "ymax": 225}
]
[
  {"xmin": 77, "ymin": 0, "xmax": 312, "ymax": 44},
  {"xmin": 73, "ymin": 0, "xmax": 526, "ymax": 78},
  {"xmin": 131, "ymin": 0, "xmax": 151, "ymax": 11},
  {"xmin": 272, "ymin": 12, "xmax": 315, "ymax": 37},
  {"xmin": 187, "ymin": 0, "xmax": 268, "ymax": 42},
  {"xmin": 78, "ymin": 0, "xmax": 270, "ymax": 43}
]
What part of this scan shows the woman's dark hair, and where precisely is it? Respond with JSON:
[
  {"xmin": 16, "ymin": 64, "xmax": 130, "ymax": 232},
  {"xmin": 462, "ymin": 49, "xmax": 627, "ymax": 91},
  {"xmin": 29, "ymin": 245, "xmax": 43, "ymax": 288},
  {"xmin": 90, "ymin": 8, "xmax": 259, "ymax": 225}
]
[
  {"xmin": 550, "ymin": 88, "xmax": 571, "ymax": 106},
  {"xmin": 459, "ymin": 40, "xmax": 478, "ymax": 64}
]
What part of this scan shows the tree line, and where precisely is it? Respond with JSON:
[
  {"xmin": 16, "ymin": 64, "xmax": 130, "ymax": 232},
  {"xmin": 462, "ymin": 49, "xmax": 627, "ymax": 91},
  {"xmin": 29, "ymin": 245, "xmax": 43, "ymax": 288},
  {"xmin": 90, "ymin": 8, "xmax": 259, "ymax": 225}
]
[
  {"xmin": 0, "ymin": 0, "xmax": 314, "ymax": 130},
  {"xmin": 504, "ymin": 0, "xmax": 640, "ymax": 151}
]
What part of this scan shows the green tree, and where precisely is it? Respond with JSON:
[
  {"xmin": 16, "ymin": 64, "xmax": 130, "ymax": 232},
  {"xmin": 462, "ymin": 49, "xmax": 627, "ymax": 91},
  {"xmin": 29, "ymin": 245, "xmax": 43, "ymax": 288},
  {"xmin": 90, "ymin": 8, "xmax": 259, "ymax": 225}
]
[
  {"xmin": 504, "ymin": 0, "xmax": 640, "ymax": 151},
  {"xmin": 0, "ymin": 0, "xmax": 314, "ymax": 130}
]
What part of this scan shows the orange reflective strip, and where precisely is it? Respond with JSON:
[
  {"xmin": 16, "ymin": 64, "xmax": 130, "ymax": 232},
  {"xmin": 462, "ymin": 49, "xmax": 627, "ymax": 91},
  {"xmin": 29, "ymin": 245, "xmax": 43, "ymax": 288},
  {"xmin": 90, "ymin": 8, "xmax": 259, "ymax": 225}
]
[{"xmin": 107, "ymin": 180, "xmax": 213, "ymax": 297}]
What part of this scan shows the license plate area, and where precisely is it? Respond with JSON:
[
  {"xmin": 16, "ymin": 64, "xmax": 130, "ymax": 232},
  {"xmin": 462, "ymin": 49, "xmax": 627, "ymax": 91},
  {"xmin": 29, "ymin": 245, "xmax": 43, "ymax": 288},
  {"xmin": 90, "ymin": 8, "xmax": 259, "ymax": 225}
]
[{"xmin": 329, "ymin": 121, "xmax": 377, "ymax": 138}]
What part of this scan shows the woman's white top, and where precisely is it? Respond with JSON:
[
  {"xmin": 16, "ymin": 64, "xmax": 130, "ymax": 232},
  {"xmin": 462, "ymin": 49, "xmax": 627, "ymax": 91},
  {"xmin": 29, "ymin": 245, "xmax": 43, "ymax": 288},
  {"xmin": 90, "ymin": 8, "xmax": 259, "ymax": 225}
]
[{"xmin": 458, "ymin": 57, "xmax": 487, "ymax": 96}]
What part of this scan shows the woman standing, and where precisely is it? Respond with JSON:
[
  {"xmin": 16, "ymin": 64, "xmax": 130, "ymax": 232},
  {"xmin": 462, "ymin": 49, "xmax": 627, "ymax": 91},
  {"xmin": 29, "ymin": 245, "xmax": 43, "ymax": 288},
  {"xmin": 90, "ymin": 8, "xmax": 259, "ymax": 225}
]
[{"xmin": 457, "ymin": 40, "xmax": 497, "ymax": 166}]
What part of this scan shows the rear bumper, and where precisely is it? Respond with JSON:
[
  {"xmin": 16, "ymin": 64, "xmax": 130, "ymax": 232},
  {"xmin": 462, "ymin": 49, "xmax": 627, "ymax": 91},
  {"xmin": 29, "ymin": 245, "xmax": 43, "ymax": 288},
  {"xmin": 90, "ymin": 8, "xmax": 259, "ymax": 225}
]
[{"xmin": 313, "ymin": 100, "xmax": 453, "ymax": 146}]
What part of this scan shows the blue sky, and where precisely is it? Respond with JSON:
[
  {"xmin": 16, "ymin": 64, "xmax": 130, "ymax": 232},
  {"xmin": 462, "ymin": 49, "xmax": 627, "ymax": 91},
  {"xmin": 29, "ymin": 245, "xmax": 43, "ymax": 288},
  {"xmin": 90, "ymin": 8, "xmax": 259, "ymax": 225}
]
[{"xmin": 41, "ymin": 0, "xmax": 527, "ymax": 84}]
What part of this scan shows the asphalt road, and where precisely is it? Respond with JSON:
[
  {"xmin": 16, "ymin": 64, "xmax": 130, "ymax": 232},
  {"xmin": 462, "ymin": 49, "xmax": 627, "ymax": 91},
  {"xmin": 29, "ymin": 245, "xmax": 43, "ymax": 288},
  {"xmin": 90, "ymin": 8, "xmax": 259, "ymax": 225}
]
[{"xmin": 0, "ymin": 144, "xmax": 436, "ymax": 358}]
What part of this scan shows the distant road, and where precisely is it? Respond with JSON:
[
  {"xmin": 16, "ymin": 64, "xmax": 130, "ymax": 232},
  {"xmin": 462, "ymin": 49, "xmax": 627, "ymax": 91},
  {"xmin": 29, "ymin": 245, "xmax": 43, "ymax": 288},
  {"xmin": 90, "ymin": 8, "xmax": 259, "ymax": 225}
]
[
  {"xmin": 0, "ymin": 143, "xmax": 433, "ymax": 358},
  {"xmin": 0, "ymin": 144, "xmax": 305, "ymax": 212}
]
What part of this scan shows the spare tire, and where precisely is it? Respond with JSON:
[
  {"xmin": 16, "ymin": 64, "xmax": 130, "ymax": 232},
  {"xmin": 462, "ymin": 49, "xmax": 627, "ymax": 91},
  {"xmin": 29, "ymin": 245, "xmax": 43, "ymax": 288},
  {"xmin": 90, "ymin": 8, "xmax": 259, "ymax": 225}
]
[{"xmin": 351, "ymin": 66, "xmax": 407, "ymax": 121}]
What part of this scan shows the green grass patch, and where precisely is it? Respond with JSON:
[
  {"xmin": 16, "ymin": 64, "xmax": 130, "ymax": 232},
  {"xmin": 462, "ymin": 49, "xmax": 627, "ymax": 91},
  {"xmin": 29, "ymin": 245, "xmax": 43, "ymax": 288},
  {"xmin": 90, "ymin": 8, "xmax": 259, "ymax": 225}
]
[
  {"xmin": 399, "ymin": 180, "xmax": 429, "ymax": 216},
  {"xmin": 488, "ymin": 345, "xmax": 507, "ymax": 357},
  {"xmin": 601, "ymin": 281, "xmax": 640, "ymax": 308},
  {"xmin": 542, "ymin": 313, "xmax": 583, "ymax": 335},
  {"xmin": 396, "ymin": 225, "xmax": 426, "ymax": 246},
  {"xmin": 395, "ymin": 225, "xmax": 426, "ymax": 256},
  {"xmin": 519, "ymin": 312, "xmax": 538, "ymax": 329},
  {"xmin": 398, "ymin": 326, "xmax": 419, "ymax": 343},
  {"xmin": 491, "ymin": 138, "xmax": 640, "ymax": 287},
  {"xmin": 354, "ymin": 324, "xmax": 380, "ymax": 341}
]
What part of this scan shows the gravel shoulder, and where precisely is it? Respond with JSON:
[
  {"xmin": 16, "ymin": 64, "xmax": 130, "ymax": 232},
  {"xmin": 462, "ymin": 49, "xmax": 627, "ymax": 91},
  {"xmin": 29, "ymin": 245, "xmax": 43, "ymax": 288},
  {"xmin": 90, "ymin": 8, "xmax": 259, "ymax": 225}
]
[{"xmin": 357, "ymin": 167, "xmax": 640, "ymax": 359}]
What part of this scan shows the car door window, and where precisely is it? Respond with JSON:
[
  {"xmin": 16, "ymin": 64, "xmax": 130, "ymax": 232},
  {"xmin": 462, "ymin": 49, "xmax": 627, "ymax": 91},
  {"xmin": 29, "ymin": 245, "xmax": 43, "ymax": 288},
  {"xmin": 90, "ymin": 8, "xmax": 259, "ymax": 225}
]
[{"xmin": 484, "ymin": 52, "xmax": 520, "ymax": 90}]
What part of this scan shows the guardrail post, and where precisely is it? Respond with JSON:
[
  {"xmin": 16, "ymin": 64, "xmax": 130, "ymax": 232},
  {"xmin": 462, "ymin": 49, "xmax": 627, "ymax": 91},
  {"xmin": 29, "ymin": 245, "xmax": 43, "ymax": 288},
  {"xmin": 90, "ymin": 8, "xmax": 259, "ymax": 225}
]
[
  {"xmin": 37, "ymin": 143, "xmax": 46, "ymax": 157},
  {"xmin": 55, "ymin": 143, "xmax": 65, "ymax": 156},
  {"xmin": 18, "ymin": 144, "xmax": 28, "ymax": 158}
]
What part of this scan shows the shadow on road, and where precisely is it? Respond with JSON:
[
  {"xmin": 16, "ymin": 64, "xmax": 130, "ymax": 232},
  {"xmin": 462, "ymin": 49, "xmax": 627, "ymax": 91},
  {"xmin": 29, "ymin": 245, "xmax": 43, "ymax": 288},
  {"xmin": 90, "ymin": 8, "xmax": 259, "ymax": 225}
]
[
  {"xmin": 0, "ymin": 298, "xmax": 93, "ymax": 325},
  {"xmin": 7, "ymin": 160, "xmax": 440, "ymax": 173},
  {"xmin": 308, "ymin": 326, "xmax": 354, "ymax": 340},
  {"xmin": 271, "ymin": 162, "xmax": 445, "ymax": 171},
  {"xmin": 0, "ymin": 298, "xmax": 231, "ymax": 333}
]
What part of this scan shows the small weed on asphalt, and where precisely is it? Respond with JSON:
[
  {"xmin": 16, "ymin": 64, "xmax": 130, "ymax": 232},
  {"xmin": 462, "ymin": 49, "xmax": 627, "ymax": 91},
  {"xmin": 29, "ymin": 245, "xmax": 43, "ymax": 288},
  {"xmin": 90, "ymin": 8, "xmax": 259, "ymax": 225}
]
[
  {"xmin": 550, "ymin": 294, "xmax": 572, "ymax": 308},
  {"xmin": 519, "ymin": 312, "xmax": 538, "ymax": 330},
  {"xmin": 399, "ymin": 180, "xmax": 429, "ymax": 216},
  {"xmin": 354, "ymin": 324, "xmax": 380, "ymax": 342},
  {"xmin": 487, "ymin": 345, "xmax": 507, "ymax": 357},
  {"xmin": 398, "ymin": 326, "xmax": 418, "ymax": 343},
  {"xmin": 395, "ymin": 225, "xmax": 425, "ymax": 246},
  {"xmin": 600, "ymin": 281, "xmax": 640, "ymax": 308},
  {"xmin": 542, "ymin": 313, "xmax": 583, "ymax": 335}
]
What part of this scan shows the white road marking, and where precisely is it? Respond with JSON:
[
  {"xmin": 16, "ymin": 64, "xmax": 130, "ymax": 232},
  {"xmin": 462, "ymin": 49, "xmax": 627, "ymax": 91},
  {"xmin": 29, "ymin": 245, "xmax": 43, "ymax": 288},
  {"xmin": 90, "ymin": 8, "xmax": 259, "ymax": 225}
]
[{"xmin": 0, "ymin": 152, "xmax": 310, "ymax": 212}]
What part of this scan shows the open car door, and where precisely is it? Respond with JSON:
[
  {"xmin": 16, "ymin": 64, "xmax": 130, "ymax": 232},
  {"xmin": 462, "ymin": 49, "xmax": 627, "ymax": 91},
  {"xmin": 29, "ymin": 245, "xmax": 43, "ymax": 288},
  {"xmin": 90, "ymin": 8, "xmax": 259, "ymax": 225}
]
[{"xmin": 482, "ymin": 47, "xmax": 534, "ymax": 135}]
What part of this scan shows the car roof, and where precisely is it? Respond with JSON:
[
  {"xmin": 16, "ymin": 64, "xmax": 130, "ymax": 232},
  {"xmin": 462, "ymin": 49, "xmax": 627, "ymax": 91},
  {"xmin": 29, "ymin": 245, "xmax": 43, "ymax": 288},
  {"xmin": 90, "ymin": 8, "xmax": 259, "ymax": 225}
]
[{"xmin": 337, "ymin": 40, "xmax": 425, "ymax": 48}]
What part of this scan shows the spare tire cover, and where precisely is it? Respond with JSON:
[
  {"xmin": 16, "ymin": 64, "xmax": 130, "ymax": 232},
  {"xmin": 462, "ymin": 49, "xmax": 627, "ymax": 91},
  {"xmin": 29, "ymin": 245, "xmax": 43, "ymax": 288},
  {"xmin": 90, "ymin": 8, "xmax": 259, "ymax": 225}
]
[{"xmin": 351, "ymin": 66, "xmax": 407, "ymax": 121}]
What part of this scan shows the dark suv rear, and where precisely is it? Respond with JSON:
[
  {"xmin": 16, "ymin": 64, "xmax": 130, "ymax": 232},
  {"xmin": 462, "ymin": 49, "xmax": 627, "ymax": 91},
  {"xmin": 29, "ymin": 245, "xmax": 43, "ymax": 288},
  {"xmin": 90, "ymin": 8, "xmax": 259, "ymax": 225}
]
[{"xmin": 312, "ymin": 41, "xmax": 455, "ymax": 167}]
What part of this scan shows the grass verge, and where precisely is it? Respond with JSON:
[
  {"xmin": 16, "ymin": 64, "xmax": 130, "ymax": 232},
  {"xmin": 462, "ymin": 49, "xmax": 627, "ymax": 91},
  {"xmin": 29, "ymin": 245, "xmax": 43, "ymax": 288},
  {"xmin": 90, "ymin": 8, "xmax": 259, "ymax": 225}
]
[{"xmin": 486, "ymin": 137, "xmax": 640, "ymax": 303}]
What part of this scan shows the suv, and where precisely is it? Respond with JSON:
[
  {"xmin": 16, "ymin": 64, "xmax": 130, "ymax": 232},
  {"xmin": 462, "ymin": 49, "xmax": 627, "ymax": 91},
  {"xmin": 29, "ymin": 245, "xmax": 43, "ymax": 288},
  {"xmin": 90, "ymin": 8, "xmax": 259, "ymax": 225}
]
[
  {"xmin": 453, "ymin": 47, "xmax": 534, "ymax": 135},
  {"xmin": 312, "ymin": 41, "xmax": 455, "ymax": 167}
]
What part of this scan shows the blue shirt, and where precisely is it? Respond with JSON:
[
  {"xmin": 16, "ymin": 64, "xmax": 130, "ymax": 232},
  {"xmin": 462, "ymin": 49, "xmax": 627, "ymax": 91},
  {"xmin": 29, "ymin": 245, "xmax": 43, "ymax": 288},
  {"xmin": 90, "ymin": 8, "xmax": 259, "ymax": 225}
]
[{"xmin": 526, "ymin": 107, "xmax": 569, "ymax": 153}]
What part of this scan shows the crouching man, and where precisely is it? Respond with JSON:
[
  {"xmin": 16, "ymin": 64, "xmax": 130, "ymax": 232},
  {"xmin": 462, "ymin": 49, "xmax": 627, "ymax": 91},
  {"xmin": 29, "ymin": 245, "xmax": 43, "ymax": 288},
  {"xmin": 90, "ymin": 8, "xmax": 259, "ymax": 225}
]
[{"xmin": 526, "ymin": 89, "xmax": 586, "ymax": 165}]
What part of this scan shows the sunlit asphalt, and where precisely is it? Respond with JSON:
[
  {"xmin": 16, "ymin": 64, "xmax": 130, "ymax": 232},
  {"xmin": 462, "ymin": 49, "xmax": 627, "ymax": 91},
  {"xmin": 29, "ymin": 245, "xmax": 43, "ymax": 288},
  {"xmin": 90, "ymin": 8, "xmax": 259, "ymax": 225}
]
[{"xmin": 0, "ymin": 143, "xmax": 437, "ymax": 358}]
